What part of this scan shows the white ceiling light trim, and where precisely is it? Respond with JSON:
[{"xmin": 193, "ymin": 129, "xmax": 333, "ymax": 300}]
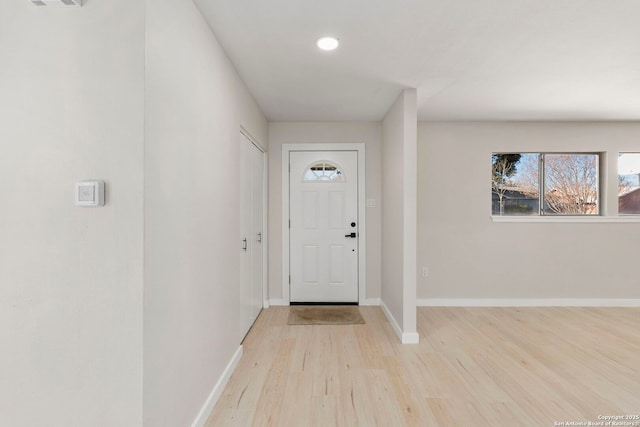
[
  {"xmin": 30, "ymin": 0, "xmax": 82, "ymax": 6},
  {"xmin": 316, "ymin": 37, "xmax": 339, "ymax": 51}
]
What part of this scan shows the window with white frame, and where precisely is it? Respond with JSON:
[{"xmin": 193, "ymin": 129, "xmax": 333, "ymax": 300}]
[
  {"xmin": 492, "ymin": 153, "xmax": 600, "ymax": 216},
  {"xmin": 303, "ymin": 161, "xmax": 345, "ymax": 182},
  {"xmin": 618, "ymin": 153, "xmax": 640, "ymax": 215}
]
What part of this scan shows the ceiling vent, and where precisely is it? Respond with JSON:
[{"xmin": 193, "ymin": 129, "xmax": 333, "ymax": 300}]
[{"xmin": 30, "ymin": 0, "xmax": 82, "ymax": 6}]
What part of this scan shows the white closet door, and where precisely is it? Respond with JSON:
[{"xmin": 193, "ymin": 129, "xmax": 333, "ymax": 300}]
[{"xmin": 239, "ymin": 133, "xmax": 264, "ymax": 339}]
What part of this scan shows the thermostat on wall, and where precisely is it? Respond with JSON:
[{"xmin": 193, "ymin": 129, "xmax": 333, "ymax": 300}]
[{"xmin": 75, "ymin": 181, "xmax": 105, "ymax": 207}]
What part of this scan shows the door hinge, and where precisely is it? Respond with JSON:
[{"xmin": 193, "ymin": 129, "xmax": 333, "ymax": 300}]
[
  {"xmin": 289, "ymin": 275, "xmax": 291, "ymax": 284},
  {"xmin": 289, "ymin": 219, "xmax": 291, "ymax": 228}
]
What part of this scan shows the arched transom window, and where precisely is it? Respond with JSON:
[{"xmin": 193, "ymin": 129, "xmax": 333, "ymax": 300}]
[{"xmin": 303, "ymin": 161, "xmax": 345, "ymax": 182}]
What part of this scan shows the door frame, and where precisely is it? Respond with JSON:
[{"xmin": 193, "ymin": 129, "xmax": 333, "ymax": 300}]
[
  {"xmin": 241, "ymin": 127, "xmax": 269, "ymax": 310},
  {"xmin": 282, "ymin": 143, "xmax": 366, "ymax": 304}
]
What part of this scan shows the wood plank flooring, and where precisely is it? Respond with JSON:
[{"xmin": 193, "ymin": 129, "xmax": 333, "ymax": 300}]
[{"xmin": 205, "ymin": 306, "xmax": 640, "ymax": 426}]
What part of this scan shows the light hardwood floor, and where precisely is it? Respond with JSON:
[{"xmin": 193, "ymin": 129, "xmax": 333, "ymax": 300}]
[{"xmin": 205, "ymin": 306, "xmax": 640, "ymax": 426}]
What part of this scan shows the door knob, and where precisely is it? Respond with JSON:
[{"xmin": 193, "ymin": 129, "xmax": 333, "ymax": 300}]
[{"xmin": 344, "ymin": 232, "xmax": 357, "ymax": 238}]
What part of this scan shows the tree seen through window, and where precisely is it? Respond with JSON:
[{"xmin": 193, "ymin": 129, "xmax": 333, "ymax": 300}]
[{"xmin": 492, "ymin": 153, "xmax": 599, "ymax": 216}]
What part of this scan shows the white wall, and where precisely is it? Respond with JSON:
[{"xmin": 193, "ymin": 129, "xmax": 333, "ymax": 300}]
[
  {"xmin": 0, "ymin": 1, "xmax": 144, "ymax": 426},
  {"xmin": 418, "ymin": 122, "xmax": 640, "ymax": 301},
  {"xmin": 144, "ymin": 0, "xmax": 267, "ymax": 426},
  {"xmin": 267, "ymin": 122, "xmax": 382, "ymax": 303},
  {"xmin": 381, "ymin": 89, "xmax": 418, "ymax": 341}
]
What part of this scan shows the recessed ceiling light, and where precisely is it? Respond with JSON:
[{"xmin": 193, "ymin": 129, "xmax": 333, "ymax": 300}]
[
  {"xmin": 30, "ymin": 0, "xmax": 82, "ymax": 5},
  {"xmin": 316, "ymin": 37, "xmax": 339, "ymax": 51}
]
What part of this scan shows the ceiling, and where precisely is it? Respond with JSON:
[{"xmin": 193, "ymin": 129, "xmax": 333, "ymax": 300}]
[{"xmin": 193, "ymin": 0, "xmax": 640, "ymax": 122}]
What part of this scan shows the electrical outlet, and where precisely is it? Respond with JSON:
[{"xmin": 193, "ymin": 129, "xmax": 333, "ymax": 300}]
[{"xmin": 422, "ymin": 267, "xmax": 429, "ymax": 277}]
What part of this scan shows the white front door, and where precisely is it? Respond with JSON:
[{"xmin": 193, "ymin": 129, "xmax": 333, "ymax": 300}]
[{"xmin": 289, "ymin": 151, "xmax": 358, "ymax": 302}]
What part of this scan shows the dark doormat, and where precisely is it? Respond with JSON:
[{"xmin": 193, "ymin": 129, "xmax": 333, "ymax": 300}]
[{"xmin": 287, "ymin": 305, "xmax": 365, "ymax": 325}]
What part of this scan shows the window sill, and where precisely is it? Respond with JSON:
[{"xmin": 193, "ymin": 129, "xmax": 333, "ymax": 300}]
[{"xmin": 491, "ymin": 215, "xmax": 640, "ymax": 223}]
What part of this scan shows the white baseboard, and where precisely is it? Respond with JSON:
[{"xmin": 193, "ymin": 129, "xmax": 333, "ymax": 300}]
[
  {"xmin": 268, "ymin": 299, "xmax": 381, "ymax": 306},
  {"xmin": 416, "ymin": 298, "xmax": 640, "ymax": 307},
  {"xmin": 401, "ymin": 332, "xmax": 420, "ymax": 344},
  {"xmin": 191, "ymin": 345, "xmax": 243, "ymax": 427},
  {"xmin": 380, "ymin": 301, "xmax": 402, "ymax": 340},
  {"xmin": 380, "ymin": 301, "xmax": 419, "ymax": 344}
]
